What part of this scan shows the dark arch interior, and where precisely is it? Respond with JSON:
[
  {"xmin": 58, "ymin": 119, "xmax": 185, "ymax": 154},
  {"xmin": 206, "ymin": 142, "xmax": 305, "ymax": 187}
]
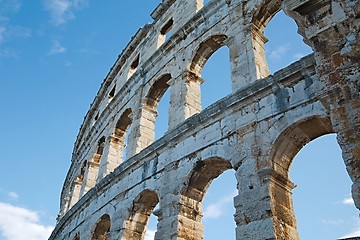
[
  {"xmin": 146, "ymin": 74, "xmax": 171, "ymax": 109},
  {"xmin": 184, "ymin": 158, "xmax": 232, "ymax": 203},
  {"xmin": 97, "ymin": 137, "xmax": 106, "ymax": 155},
  {"xmin": 114, "ymin": 108, "xmax": 132, "ymax": 138},
  {"xmin": 123, "ymin": 190, "xmax": 159, "ymax": 239},
  {"xmin": 92, "ymin": 214, "xmax": 111, "ymax": 240}
]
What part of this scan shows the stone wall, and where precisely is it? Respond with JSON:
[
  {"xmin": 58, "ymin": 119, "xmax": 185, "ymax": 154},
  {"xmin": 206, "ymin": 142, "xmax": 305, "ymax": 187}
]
[{"xmin": 50, "ymin": 0, "xmax": 359, "ymax": 239}]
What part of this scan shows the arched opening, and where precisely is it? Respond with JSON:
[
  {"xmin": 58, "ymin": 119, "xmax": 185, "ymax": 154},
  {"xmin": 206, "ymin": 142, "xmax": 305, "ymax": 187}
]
[
  {"xmin": 270, "ymin": 116, "xmax": 358, "ymax": 238},
  {"xmin": 251, "ymin": 1, "xmax": 313, "ymax": 76},
  {"xmin": 202, "ymin": 168, "xmax": 236, "ymax": 240},
  {"xmin": 201, "ymin": 46, "xmax": 232, "ymax": 109},
  {"xmin": 264, "ymin": 10, "xmax": 313, "ymax": 74},
  {"xmin": 291, "ymin": 134, "xmax": 358, "ymax": 239},
  {"xmin": 190, "ymin": 35, "xmax": 228, "ymax": 74},
  {"xmin": 122, "ymin": 190, "xmax": 159, "ymax": 240},
  {"xmin": 114, "ymin": 108, "xmax": 132, "ymax": 161},
  {"xmin": 93, "ymin": 137, "xmax": 106, "ymax": 164},
  {"xmin": 190, "ymin": 35, "xmax": 231, "ymax": 110},
  {"xmin": 178, "ymin": 157, "xmax": 235, "ymax": 239},
  {"xmin": 145, "ymin": 74, "xmax": 171, "ymax": 140},
  {"xmin": 144, "ymin": 203, "xmax": 159, "ymax": 240},
  {"xmin": 91, "ymin": 214, "xmax": 111, "ymax": 240},
  {"xmin": 154, "ymin": 89, "xmax": 170, "ymax": 140},
  {"xmin": 68, "ymin": 161, "xmax": 87, "ymax": 209},
  {"xmin": 79, "ymin": 137, "xmax": 105, "ymax": 197}
]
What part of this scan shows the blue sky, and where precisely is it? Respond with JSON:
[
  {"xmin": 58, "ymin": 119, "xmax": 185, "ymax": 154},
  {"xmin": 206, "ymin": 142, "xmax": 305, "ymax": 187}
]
[{"xmin": 0, "ymin": 0, "xmax": 358, "ymax": 239}]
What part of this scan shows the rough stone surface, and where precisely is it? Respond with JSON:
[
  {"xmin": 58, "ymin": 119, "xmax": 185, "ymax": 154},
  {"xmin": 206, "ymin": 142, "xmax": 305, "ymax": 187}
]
[{"xmin": 50, "ymin": 0, "xmax": 359, "ymax": 239}]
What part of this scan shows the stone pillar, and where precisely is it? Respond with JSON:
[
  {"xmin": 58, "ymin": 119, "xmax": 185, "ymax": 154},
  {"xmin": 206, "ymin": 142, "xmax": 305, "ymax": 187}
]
[
  {"xmin": 330, "ymin": 101, "xmax": 360, "ymax": 210},
  {"xmin": 127, "ymin": 106, "xmax": 157, "ymax": 157},
  {"xmin": 228, "ymin": 23, "xmax": 270, "ymax": 92},
  {"xmin": 59, "ymin": 195, "xmax": 70, "ymax": 219},
  {"xmin": 154, "ymin": 194, "xmax": 204, "ymax": 240},
  {"xmin": 97, "ymin": 136, "xmax": 123, "ymax": 181},
  {"xmin": 234, "ymin": 159, "xmax": 299, "ymax": 240},
  {"xmin": 68, "ymin": 179, "xmax": 82, "ymax": 209},
  {"xmin": 283, "ymin": 0, "xmax": 360, "ymax": 210},
  {"xmin": 79, "ymin": 161, "xmax": 100, "ymax": 197},
  {"xmin": 168, "ymin": 70, "xmax": 203, "ymax": 129}
]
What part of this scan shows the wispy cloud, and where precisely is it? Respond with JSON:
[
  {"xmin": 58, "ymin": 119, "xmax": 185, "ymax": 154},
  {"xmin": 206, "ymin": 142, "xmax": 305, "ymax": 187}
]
[
  {"xmin": 144, "ymin": 229, "xmax": 156, "ymax": 240},
  {"xmin": 43, "ymin": 0, "xmax": 89, "ymax": 26},
  {"xmin": 342, "ymin": 196, "xmax": 355, "ymax": 205},
  {"xmin": 269, "ymin": 45, "xmax": 290, "ymax": 61},
  {"xmin": 8, "ymin": 192, "xmax": 19, "ymax": 200},
  {"xmin": 48, "ymin": 40, "xmax": 66, "ymax": 55},
  {"xmin": 203, "ymin": 190, "xmax": 236, "ymax": 219},
  {"xmin": 0, "ymin": 25, "xmax": 32, "ymax": 43},
  {"xmin": 0, "ymin": 0, "xmax": 31, "ymax": 46},
  {"xmin": 0, "ymin": 202, "xmax": 54, "ymax": 240},
  {"xmin": 321, "ymin": 219, "xmax": 345, "ymax": 226}
]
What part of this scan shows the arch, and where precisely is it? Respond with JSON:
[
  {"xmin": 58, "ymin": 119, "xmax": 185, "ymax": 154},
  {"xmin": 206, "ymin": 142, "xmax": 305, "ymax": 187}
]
[
  {"xmin": 114, "ymin": 108, "xmax": 132, "ymax": 139},
  {"xmin": 270, "ymin": 116, "xmax": 334, "ymax": 177},
  {"xmin": 67, "ymin": 161, "xmax": 88, "ymax": 209},
  {"xmin": 93, "ymin": 136, "xmax": 106, "ymax": 163},
  {"xmin": 113, "ymin": 108, "xmax": 133, "ymax": 160},
  {"xmin": 252, "ymin": 0, "xmax": 282, "ymax": 32},
  {"xmin": 183, "ymin": 157, "xmax": 233, "ymax": 203},
  {"xmin": 173, "ymin": 157, "xmax": 234, "ymax": 239},
  {"xmin": 91, "ymin": 214, "xmax": 111, "ymax": 240},
  {"xmin": 145, "ymin": 74, "xmax": 171, "ymax": 109},
  {"xmin": 78, "ymin": 160, "xmax": 87, "ymax": 182},
  {"xmin": 122, "ymin": 189, "xmax": 159, "ymax": 240},
  {"xmin": 190, "ymin": 34, "xmax": 228, "ymax": 74}
]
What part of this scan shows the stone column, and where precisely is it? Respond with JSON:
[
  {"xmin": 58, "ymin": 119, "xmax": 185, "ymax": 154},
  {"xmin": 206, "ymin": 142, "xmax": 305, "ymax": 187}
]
[
  {"xmin": 79, "ymin": 161, "xmax": 100, "ymax": 197},
  {"xmin": 154, "ymin": 194, "xmax": 204, "ymax": 240},
  {"xmin": 168, "ymin": 70, "xmax": 203, "ymax": 130},
  {"xmin": 68, "ymin": 178, "xmax": 82, "ymax": 209},
  {"xmin": 97, "ymin": 136, "xmax": 123, "ymax": 181},
  {"xmin": 234, "ymin": 158, "xmax": 299, "ymax": 240},
  {"xmin": 331, "ymin": 101, "xmax": 360, "ymax": 210},
  {"xmin": 127, "ymin": 106, "xmax": 157, "ymax": 157},
  {"xmin": 283, "ymin": 0, "xmax": 360, "ymax": 210},
  {"xmin": 228, "ymin": 23, "xmax": 270, "ymax": 92}
]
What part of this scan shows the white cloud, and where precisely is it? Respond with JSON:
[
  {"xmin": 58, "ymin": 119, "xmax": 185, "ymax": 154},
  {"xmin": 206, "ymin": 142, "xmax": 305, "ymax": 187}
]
[
  {"xmin": 8, "ymin": 192, "xmax": 19, "ymax": 200},
  {"xmin": 6, "ymin": 25, "xmax": 31, "ymax": 39},
  {"xmin": 342, "ymin": 197, "xmax": 355, "ymax": 205},
  {"xmin": 321, "ymin": 219, "xmax": 345, "ymax": 226},
  {"xmin": 0, "ymin": 0, "xmax": 31, "ymax": 45},
  {"xmin": 203, "ymin": 190, "xmax": 236, "ymax": 219},
  {"xmin": 48, "ymin": 40, "xmax": 66, "ymax": 55},
  {"xmin": 43, "ymin": 0, "xmax": 88, "ymax": 26},
  {"xmin": 269, "ymin": 45, "xmax": 289, "ymax": 61},
  {"xmin": 0, "ymin": 202, "xmax": 54, "ymax": 240},
  {"xmin": 340, "ymin": 218, "xmax": 360, "ymax": 239},
  {"xmin": 144, "ymin": 229, "xmax": 156, "ymax": 240}
]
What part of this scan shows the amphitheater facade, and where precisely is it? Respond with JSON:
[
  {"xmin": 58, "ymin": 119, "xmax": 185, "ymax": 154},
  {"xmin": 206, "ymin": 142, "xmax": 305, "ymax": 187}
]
[{"xmin": 50, "ymin": 0, "xmax": 360, "ymax": 239}]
